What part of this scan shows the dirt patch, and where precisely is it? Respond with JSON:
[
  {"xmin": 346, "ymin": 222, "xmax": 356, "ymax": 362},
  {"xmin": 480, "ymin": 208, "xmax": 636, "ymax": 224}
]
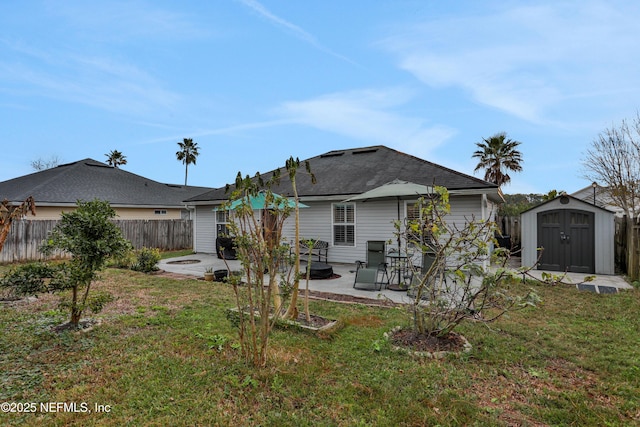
[
  {"xmin": 291, "ymin": 312, "xmax": 333, "ymax": 328},
  {"xmin": 52, "ymin": 318, "xmax": 101, "ymax": 333},
  {"xmin": 467, "ymin": 358, "xmax": 624, "ymax": 426},
  {"xmin": 307, "ymin": 290, "xmax": 399, "ymax": 307},
  {"xmin": 154, "ymin": 271, "xmax": 197, "ymax": 280}
]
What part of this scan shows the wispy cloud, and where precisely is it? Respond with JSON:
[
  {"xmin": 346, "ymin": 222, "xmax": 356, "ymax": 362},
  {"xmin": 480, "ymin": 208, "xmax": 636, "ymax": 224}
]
[
  {"xmin": 139, "ymin": 119, "xmax": 294, "ymax": 145},
  {"xmin": 236, "ymin": 0, "xmax": 357, "ymax": 65},
  {"xmin": 0, "ymin": 40, "xmax": 180, "ymax": 115},
  {"xmin": 381, "ymin": 1, "xmax": 640, "ymax": 124},
  {"xmin": 47, "ymin": 0, "xmax": 210, "ymax": 41},
  {"xmin": 0, "ymin": 1, "xmax": 208, "ymax": 116},
  {"xmin": 275, "ymin": 88, "xmax": 456, "ymax": 156},
  {"xmin": 140, "ymin": 88, "xmax": 456, "ymax": 158}
]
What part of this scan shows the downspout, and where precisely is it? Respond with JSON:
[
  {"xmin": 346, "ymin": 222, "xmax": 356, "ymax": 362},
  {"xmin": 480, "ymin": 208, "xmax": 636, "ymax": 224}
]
[{"xmin": 482, "ymin": 194, "xmax": 491, "ymax": 270}]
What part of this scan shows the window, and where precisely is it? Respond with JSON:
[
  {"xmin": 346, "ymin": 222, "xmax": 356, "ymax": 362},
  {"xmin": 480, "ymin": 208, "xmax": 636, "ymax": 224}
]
[
  {"xmin": 216, "ymin": 209, "xmax": 230, "ymax": 237},
  {"xmin": 405, "ymin": 200, "xmax": 433, "ymax": 245},
  {"xmin": 154, "ymin": 209, "xmax": 167, "ymax": 215},
  {"xmin": 333, "ymin": 203, "xmax": 355, "ymax": 246}
]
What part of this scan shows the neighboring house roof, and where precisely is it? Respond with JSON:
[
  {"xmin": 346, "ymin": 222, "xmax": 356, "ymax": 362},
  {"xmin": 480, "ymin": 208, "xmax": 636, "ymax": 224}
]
[
  {"xmin": 571, "ymin": 184, "xmax": 624, "ymax": 216},
  {"xmin": 521, "ymin": 193, "xmax": 615, "ymax": 215},
  {"xmin": 0, "ymin": 158, "xmax": 213, "ymax": 208},
  {"xmin": 186, "ymin": 145, "xmax": 500, "ymax": 203}
]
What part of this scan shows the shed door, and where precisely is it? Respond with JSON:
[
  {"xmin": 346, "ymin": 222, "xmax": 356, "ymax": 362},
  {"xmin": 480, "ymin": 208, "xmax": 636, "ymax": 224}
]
[{"xmin": 537, "ymin": 209, "xmax": 594, "ymax": 273}]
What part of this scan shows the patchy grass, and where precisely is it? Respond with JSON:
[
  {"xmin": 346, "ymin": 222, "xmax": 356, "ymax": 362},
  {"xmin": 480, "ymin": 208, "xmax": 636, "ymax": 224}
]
[{"xmin": 0, "ymin": 268, "xmax": 638, "ymax": 426}]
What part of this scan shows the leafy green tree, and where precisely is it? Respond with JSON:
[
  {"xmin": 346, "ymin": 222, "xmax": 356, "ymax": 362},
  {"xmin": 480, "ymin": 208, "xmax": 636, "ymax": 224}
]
[
  {"xmin": 105, "ymin": 150, "xmax": 127, "ymax": 168},
  {"xmin": 499, "ymin": 190, "xmax": 562, "ymax": 216},
  {"xmin": 473, "ymin": 132, "xmax": 523, "ymax": 187},
  {"xmin": 40, "ymin": 199, "xmax": 131, "ymax": 328},
  {"xmin": 176, "ymin": 138, "xmax": 200, "ymax": 185}
]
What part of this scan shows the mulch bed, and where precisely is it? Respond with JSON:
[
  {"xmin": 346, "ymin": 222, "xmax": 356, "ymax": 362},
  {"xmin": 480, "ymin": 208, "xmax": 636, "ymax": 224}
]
[
  {"xmin": 291, "ymin": 311, "xmax": 333, "ymax": 328},
  {"xmin": 306, "ymin": 290, "xmax": 399, "ymax": 307}
]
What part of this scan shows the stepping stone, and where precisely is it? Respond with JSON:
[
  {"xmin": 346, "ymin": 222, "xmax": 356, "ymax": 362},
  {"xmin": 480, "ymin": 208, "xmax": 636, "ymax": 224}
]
[
  {"xmin": 597, "ymin": 285, "xmax": 618, "ymax": 294},
  {"xmin": 577, "ymin": 283, "xmax": 597, "ymax": 293}
]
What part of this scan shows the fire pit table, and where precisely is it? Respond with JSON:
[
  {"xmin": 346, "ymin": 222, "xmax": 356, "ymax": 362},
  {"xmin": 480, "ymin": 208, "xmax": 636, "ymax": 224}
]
[{"xmin": 305, "ymin": 262, "xmax": 334, "ymax": 279}]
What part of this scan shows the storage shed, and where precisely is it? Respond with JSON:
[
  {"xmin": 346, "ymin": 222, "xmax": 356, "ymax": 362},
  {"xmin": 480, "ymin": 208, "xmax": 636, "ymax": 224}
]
[{"xmin": 520, "ymin": 194, "xmax": 615, "ymax": 275}]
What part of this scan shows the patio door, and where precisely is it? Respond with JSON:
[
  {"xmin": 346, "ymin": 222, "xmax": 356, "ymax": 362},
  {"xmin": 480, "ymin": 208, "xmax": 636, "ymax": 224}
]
[{"xmin": 537, "ymin": 209, "xmax": 594, "ymax": 273}]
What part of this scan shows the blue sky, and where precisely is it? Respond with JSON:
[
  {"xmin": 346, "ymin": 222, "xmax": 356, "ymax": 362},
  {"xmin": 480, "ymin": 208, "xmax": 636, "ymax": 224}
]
[{"xmin": 2, "ymin": 0, "xmax": 639, "ymax": 194}]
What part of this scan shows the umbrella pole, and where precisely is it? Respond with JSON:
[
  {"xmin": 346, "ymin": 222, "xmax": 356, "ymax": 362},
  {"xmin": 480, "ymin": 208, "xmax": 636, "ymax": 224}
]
[{"xmin": 396, "ymin": 197, "xmax": 401, "ymax": 251}]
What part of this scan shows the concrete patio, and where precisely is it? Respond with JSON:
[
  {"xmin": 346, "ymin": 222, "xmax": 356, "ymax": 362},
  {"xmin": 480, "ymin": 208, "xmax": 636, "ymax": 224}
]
[
  {"xmin": 159, "ymin": 253, "xmax": 412, "ymax": 304},
  {"xmin": 159, "ymin": 253, "xmax": 633, "ymax": 304}
]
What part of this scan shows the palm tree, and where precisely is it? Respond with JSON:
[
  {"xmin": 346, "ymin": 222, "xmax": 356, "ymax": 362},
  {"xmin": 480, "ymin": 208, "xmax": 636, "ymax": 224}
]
[
  {"xmin": 472, "ymin": 132, "xmax": 523, "ymax": 187},
  {"xmin": 176, "ymin": 138, "xmax": 200, "ymax": 185},
  {"xmin": 105, "ymin": 150, "xmax": 127, "ymax": 168}
]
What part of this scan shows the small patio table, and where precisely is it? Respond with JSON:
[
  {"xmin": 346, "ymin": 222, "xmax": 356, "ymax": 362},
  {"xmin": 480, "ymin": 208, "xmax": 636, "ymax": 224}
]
[
  {"xmin": 305, "ymin": 262, "xmax": 334, "ymax": 279},
  {"xmin": 386, "ymin": 251, "xmax": 410, "ymax": 291}
]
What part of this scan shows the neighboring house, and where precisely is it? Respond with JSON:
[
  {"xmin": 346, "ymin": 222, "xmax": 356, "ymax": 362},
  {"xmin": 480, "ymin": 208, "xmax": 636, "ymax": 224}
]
[
  {"xmin": 184, "ymin": 145, "xmax": 502, "ymax": 264},
  {"xmin": 572, "ymin": 183, "xmax": 625, "ymax": 217},
  {"xmin": 0, "ymin": 159, "xmax": 213, "ymax": 220},
  {"xmin": 520, "ymin": 194, "xmax": 615, "ymax": 275}
]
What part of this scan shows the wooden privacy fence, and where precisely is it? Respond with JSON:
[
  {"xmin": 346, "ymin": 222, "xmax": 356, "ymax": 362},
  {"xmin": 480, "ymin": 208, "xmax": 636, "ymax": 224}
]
[
  {"xmin": 496, "ymin": 215, "xmax": 521, "ymax": 251},
  {"xmin": 0, "ymin": 219, "xmax": 192, "ymax": 264},
  {"xmin": 614, "ymin": 216, "xmax": 640, "ymax": 279}
]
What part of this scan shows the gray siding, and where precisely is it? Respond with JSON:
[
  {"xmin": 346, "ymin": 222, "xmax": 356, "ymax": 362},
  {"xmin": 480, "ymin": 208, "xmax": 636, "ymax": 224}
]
[
  {"xmin": 283, "ymin": 195, "xmax": 488, "ymax": 265},
  {"xmin": 193, "ymin": 195, "xmax": 491, "ymax": 264},
  {"xmin": 521, "ymin": 198, "xmax": 615, "ymax": 275},
  {"xmin": 194, "ymin": 205, "xmax": 216, "ymax": 253}
]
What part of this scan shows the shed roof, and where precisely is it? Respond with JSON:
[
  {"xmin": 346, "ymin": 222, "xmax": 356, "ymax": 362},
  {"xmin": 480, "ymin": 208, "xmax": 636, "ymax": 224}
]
[
  {"xmin": 186, "ymin": 145, "xmax": 499, "ymax": 203},
  {"xmin": 521, "ymin": 193, "xmax": 615, "ymax": 215},
  {"xmin": 0, "ymin": 158, "xmax": 213, "ymax": 207}
]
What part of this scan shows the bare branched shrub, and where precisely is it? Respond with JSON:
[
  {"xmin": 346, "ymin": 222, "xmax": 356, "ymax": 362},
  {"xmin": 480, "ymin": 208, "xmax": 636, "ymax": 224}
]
[{"xmin": 399, "ymin": 187, "xmax": 539, "ymax": 338}]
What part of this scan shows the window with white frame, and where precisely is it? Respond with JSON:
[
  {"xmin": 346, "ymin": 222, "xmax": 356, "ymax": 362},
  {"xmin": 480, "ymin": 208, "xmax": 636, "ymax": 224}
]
[
  {"xmin": 405, "ymin": 200, "xmax": 433, "ymax": 245},
  {"xmin": 333, "ymin": 203, "xmax": 355, "ymax": 246},
  {"xmin": 216, "ymin": 209, "xmax": 230, "ymax": 237}
]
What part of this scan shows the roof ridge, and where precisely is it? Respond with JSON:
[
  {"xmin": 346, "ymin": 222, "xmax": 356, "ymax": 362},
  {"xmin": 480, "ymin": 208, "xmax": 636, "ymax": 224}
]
[
  {"xmin": 389, "ymin": 147, "xmax": 498, "ymax": 188},
  {"xmin": 24, "ymin": 159, "xmax": 90, "ymax": 198}
]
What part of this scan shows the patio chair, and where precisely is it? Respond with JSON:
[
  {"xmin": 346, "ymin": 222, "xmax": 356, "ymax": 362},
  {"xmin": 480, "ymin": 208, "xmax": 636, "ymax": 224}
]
[{"xmin": 353, "ymin": 241, "xmax": 389, "ymax": 291}]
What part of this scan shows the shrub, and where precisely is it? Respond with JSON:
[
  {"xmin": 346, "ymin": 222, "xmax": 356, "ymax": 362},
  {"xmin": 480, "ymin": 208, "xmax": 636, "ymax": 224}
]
[
  {"xmin": 108, "ymin": 249, "xmax": 136, "ymax": 269},
  {"xmin": 0, "ymin": 262, "xmax": 56, "ymax": 296},
  {"xmin": 131, "ymin": 247, "xmax": 161, "ymax": 273}
]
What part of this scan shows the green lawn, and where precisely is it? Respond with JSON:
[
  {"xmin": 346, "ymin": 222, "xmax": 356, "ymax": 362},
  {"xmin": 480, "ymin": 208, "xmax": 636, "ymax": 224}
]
[{"xmin": 0, "ymin": 265, "xmax": 638, "ymax": 426}]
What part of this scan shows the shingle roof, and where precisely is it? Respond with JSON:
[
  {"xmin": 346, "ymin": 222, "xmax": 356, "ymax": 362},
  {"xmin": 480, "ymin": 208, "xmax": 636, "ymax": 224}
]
[
  {"xmin": 186, "ymin": 145, "xmax": 498, "ymax": 202},
  {"xmin": 0, "ymin": 158, "xmax": 213, "ymax": 207}
]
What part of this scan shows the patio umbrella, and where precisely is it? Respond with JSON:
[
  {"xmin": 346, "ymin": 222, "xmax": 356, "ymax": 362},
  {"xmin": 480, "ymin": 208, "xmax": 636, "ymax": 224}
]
[
  {"xmin": 343, "ymin": 179, "xmax": 433, "ymax": 203},
  {"xmin": 213, "ymin": 191, "xmax": 308, "ymax": 259},
  {"xmin": 216, "ymin": 191, "xmax": 309, "ymax": 211},
  {"xmin": 344, "ymin": 179, "xmax": 434, "ymax": 287},
  {"xmin": 344, "ymin": 179, "xmax": 433, "ymax": 227}
]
